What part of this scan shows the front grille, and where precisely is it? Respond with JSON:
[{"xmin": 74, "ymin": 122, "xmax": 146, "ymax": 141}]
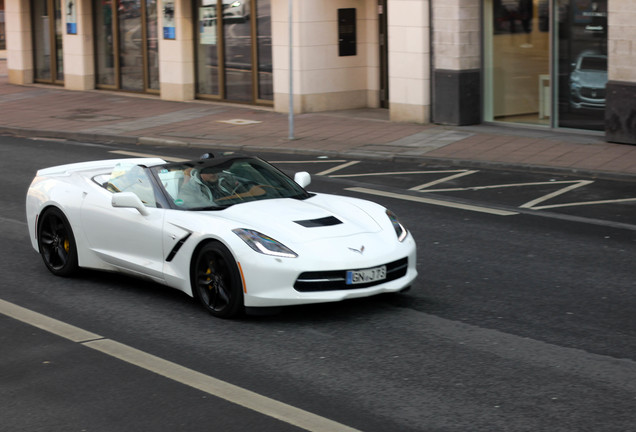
[
  {"xmin": 294, "ymin": 258, "xmax": 408, "ymax": 292},
  {"xmin": 581, "ymin": 87, "xmax": 605, "ymax": 99}
]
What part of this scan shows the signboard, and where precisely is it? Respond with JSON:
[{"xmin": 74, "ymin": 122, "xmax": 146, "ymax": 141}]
[
  {"xmin": 66, "ymin": 0, "xmax": 77, "ymax": 34},
  {"xmin": 163, "ymin": 1, "xmax": 176, "ymax": 39}
]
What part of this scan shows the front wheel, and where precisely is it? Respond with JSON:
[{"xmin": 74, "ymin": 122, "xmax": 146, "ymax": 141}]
[
  {"xmin": 192, "ymin": 242, "xmax": 244, "ymax": 318},
  {"xmin": 37, "ymin": 207, "xmax": 79, "ymax": 276}
]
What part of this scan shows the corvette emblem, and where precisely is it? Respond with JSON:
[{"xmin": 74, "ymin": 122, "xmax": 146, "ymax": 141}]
[{"xmin": 348, "ymin": 246, "xmax": 365, "ymax": 254}]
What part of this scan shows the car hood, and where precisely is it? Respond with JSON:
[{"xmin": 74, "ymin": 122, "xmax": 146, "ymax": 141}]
[
  {"xmin": 571, "ymin": 70, "xmax": 608, "ymax": 88},
  {"xmin": 214, "ymin": 193, "xmax": 384, "ymax": 243}
]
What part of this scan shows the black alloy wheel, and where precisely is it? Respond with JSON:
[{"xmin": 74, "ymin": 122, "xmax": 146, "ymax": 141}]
[
  {"xmin": 37, "ymin": 207, "xmax": 79, "ymax": 276},
  {"xmin": 193, "ymin": 242, "xmax": 244, "ymax": 318}
]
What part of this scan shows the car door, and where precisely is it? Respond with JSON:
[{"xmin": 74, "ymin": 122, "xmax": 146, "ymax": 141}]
[{"xmin": 80, "ymin": 165, "xmax": 165, "ymax": 281}]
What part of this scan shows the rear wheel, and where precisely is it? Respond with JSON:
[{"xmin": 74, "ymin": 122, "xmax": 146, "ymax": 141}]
[
  {"xmin": 37, "ymin": 207, "xmax": 78, "ymax": 276},
  {"xmin": 192, "ymin": 242, "xmax": 244, "ymax": 318}
]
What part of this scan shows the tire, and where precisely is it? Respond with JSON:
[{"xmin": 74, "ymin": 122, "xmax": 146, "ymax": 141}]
[
  {"xmin": 192, "ymin": 241, "xmax": 244, "ymax": 318},
  {"xmin": 37, "ymin": 207, "xmax": 79, "ymax": 277}
]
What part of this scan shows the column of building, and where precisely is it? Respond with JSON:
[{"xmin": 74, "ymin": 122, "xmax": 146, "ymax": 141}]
[
  {"xmin": 605, "ymin": 0, "xmax": 636, "ymax": 145},
  {"xmin": 64, "ymin": 0, "xmax": 94, "ymax": 90},
  {"xmin": 5, "ymin": 0, "xmax": 32, "ymax": 84},
  {"xmin": 431, "ymin": 0, "xmax": 480, "ymax": 125},
  {"xmin": 387, "ymin": 0, "xmax": 431, "ymax": 123},
  {"xmin": 160, "ymin": 0, "xmax": 195, "ymax": 101}
]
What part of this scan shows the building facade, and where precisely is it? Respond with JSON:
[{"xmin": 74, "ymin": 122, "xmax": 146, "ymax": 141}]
[{"xmin": 4, "ymin": 0, "xmax": 635, "ymax": 144}]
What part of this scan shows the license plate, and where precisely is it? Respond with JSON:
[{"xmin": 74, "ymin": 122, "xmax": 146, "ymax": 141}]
[{"xmin": 346, "ymin": 265, "xmax": 387, "ymax": 285}]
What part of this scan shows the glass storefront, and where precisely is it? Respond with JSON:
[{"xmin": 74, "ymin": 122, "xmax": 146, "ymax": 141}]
[
  {"xmin": 95, "ymin": 0, "xmax": 159, "ymax": 92},
  {"xmin": 484, "ymin": 0, "xmax": 607, "ymax": 131},
  {"xmin": 556, "ymin": 0, "xmax": 607, "ymax": 130},
  {"xmin": 32, "ymin": 0, "xmax": 64, "ymax": 83},
  {"xmin": 0, "ymin": 0, "xmax": 5, "ymax": 51},
  {"xmin": 195, "ymin": 0, "xmax": 272, "ymax": 104}
]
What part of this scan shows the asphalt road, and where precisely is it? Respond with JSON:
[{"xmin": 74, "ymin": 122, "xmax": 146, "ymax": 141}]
[{"xmin": 2, "ymin": 135, "xmax": 635, "ymax": 431}]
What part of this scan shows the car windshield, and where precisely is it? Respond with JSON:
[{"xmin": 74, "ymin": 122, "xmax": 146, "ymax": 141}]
[
  {"xmin": 579, "ymin": 56, "xmax": 606, "ymax": 71},
  {"xmin": 150, "ymin": 157, "xmax": 310, "ymax": 210}
]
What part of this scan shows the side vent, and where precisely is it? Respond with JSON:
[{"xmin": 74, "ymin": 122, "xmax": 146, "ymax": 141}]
[{"xmin": 166, "ymin": 233, "xmax": 192, "ymax": 262}]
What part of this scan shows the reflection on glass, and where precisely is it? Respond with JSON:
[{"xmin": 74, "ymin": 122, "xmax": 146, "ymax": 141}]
[
  {"xmin": 223, "ymin": 4, "xmax": 253, "ymax": 102},
  {"xmin": 195, "ymin": 0, "xmax": 272, "ymax": 104},
  {"xmin": 489, "ymin": 0, "xmax": 550, "ymax": 125},
  {"xmin": 0, "ymin": 6, "xmax": 5, "ymax": 50},
  {"xmin": 33, "ymin": 0, "xmax": 63, "ymax": 82},
  {"xmin": 557, "ymin": 0, "xmax": 607, "ymax": 131},
  {"xmin": 146, "ymin": 0, "xmax": 159, "ymax": 90},
  {"xmin": 119, "ymin": 0, "xmax": 143, "ymax": 91},
  {"xmin": 196, "ymin": 0, "xmax": 220, "ymax": 95},
  {"xmin": 33, "ymin": 0, "xmax": 52, "ymax": 81},
  {"xmin": 54, "ymin": 0, "xmax": 64, "ymax": 80},
  {"xmin": 95, "ymin": 0, "xmax": 115, "ymax": 86},
  {"xmin": 256, "ymin": 0, "xmax": 272, "ymax": 100}
]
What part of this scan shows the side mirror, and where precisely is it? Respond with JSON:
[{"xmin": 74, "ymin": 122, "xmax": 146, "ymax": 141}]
[
  {"xmin": 294, "ymin": 172, "xmax": 311, "ymax": 188},
  {"xmin": 112, "ymin": 192, "xmax": 149, "ymax": 216}
]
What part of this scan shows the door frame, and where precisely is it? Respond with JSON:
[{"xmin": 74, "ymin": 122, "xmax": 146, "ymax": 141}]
[{"xmin": 32, "ymin": 0, "xmax": 64, "ymax": 84}]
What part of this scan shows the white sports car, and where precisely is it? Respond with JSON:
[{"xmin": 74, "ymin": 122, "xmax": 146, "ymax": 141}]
[{"xmin": 26, "ymin": 155, "xmax": 417, "ymax": 318}]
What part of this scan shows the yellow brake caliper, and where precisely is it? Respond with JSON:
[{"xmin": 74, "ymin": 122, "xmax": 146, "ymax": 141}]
[{"xmin": 206, "ymin": 268, "xmax": 212, "ymax": 290}]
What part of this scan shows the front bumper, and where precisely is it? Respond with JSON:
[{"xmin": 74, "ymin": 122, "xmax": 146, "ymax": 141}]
[{"xmin": 238, "ymin": 233, "xmax": 417, "ymax": 307}]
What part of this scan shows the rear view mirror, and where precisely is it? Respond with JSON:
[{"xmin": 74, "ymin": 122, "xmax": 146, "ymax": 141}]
[
  {"xmin": 294, "ymin": 172, "xmax": 311, "ymax": 188},
  {"xmin": 112, "ymin": 192, "xmax": 149, "ymax": 216}
]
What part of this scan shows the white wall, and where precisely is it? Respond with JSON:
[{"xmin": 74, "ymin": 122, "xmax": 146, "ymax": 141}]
[
  {"xmin": 608, "ymin": 0, "xmax": 636, "ymax": 81},
  {"xmin": 387, "ymin": 0, "xmax": 431, "ymax": 123},
  {"xmin": 272, "ymin": 0, "xmax": 379, "ymax": 113}
]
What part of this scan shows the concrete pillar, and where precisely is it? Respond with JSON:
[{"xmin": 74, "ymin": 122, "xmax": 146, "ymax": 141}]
[
  {"xmin": 431, "ymin": 0, "xmax": 481, "ymax": 125},
  {"xmin": 272, "ymin": 0, "xmax": 379, "ymax": 114},
  {"xmin": 5, "ymin": 0, "xmax": 33, "ymax": 84},
  {"xmin": 159, "ymin": 0, "xmax": 195, "ymax": 101},
  {"xmin": 605, "ymin": 0, "xmax": 636, "ymax": 145},
  {"xmin": 387, "ymin": 0, "xmax": 431, "ymax": 124},
  {"xmin": 64, "ymin": 0, "xmax": 95, "ymax": 90}
]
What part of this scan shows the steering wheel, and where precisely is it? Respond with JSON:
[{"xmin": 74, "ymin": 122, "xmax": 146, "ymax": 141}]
[{"xmin": 218, "ymin": 173, "xmax": 240, "ymax": 196}]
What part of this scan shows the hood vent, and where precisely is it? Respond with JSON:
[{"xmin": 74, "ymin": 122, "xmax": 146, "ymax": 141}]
[{"xmin": 294, "ymin": 216, "xmax": 342, "ymax": 228}]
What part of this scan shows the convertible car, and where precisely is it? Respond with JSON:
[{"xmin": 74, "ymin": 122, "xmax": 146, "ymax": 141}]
[{"xmin": 26, "ymin": 155, "xmax": 417, "ymax": 318}]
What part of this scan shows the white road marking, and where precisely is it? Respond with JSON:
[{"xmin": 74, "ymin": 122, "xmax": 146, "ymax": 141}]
[
  {"xmin": 0, "ymin": 299, "xmax": 102, "ymax": 343},
  {"xmin": 329, "ymin": 170, "xmax": 466, "ymax": 178},
  {"xmin": 409, "ymin": 170, "xmax": 479, "ymax": 191},
  {"xmin": 109, "ymin": 150, "xmax": 189, "ymax": 162},
  {"xmin": 317, "ymin": 161, "xmax": 360, "ymax": 176},
  {"xmin": 520, "ymin": 180, "xmax": 594, "ymax": 209},
  {"xmin": 420, "ymin": 180, "xmax": 589, "ymax": 193},
  {"xmin": 0, "ymin": 216, "xmax": 27, "ymax": 226},
  {"xmin": 346, "ymin": 187, "xmax": 518, "ymax": 216},
  {"xmin": 531, "ymin": 197, "xmax": 636, "ymax": 211},
  {"xmin": 0, "ymin": 299, "xmax": 360, "ymax": 432}
]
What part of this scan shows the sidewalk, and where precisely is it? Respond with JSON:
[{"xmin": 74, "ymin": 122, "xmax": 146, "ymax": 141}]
[{"xmin": 1, "ymin": 63, "xmax": 635, "ymax": 180}]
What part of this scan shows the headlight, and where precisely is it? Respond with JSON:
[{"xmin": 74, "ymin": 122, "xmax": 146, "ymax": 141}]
[
  {"xmin": 232, "ymin": 229, "xmax": 298, "ymax": 258},
  {"xmin": 386, "ymin": 210, "xmax": 407, "ymax": 242},
  {"xmin": 230, "ymin": 1, "xmax": 241, "ymax": 7}
]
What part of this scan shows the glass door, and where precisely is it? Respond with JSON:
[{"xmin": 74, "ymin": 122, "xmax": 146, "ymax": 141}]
[
  {"xmin": 484, "ymin": 0, "xmax": 550, "ymax": 125},
  {"xmin": 484, "ymin": 0, "xmax": 608, "ymax": 131},
  {"xmin": 555, "ymin": 0, "xmax": 607, "ymax": 131},
  {"xmin": 194, "ymin": 0, "xmax": 272, "ymax": 104},
  {"xmin": 1, "ymin": 0, "xmax": 6, "ymax": 50},
  {"xmin": 378, "ymin": 0, "xmax": 388, "ymax": 108},
  {"xmin": 95, "ymin": 0, "xmax": 159, "ymax": 92},
  {"xmin": 33, "ymin": 0, "xmax": 64, "ymax": 84}
]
